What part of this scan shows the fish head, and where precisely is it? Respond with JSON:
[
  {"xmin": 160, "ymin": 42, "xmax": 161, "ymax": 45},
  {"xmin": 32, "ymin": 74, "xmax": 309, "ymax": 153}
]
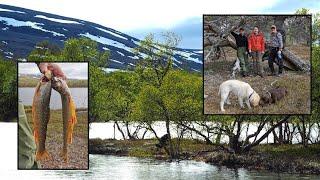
[{"xmin": 52, "ymin": 77, "xmax": 70, "ymax": 95}]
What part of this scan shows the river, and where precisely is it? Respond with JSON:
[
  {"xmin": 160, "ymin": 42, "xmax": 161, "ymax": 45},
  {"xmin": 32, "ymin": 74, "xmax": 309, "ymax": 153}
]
[
  {"xmin": 3, "ymin": 154, "xmax": 318, "ymax": 179},
  {"xmin": 1, "ymin": 123, "xmax": 318, "ymax": 179},
  {"xmin": 19, "ymin": 87, "xmax": 88, "ymax": 109}
]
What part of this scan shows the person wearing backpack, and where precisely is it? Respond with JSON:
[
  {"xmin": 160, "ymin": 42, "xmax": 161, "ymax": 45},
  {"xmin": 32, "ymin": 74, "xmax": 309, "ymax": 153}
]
[
  {"xmin": 248, "ymin": 26, "xmax": 265, "ymax": 78},
  {"xmin": 268, "ymin": 25, "xmax": 284, "ymax": 76}
]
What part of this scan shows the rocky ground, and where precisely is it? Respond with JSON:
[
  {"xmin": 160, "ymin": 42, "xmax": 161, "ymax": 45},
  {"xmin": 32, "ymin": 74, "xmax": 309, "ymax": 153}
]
[
  {"xmin": 25, "ymin": 108, "xmax": 88, "ymax": 169},
  {"xmin": 89, "ymin": 138, "xmax": 320, "ymax": 174}
]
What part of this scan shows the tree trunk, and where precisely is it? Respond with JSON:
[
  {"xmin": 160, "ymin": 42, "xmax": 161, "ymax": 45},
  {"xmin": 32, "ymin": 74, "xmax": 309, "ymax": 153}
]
[
  {"xmin": 115, "ymin": 121, "xmax": 126, "ymax": 140},
  {"xmin": 243, "ymin": 116, "xmax": 291, "ymax": 152}
]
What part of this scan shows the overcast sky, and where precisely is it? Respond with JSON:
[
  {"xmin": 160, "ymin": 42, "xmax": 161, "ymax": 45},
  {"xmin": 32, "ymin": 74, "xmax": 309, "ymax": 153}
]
[
  {"xmin": 18, "ymin": 63, "xmax": 88, "ymax": 79},
  {"xmin": 1, "ymin": 0, "xmax": 320, "ymax": 48}
]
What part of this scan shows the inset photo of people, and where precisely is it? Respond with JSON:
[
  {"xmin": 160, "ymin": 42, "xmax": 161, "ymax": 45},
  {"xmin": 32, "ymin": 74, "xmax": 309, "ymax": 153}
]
[
  {"xmin": 204, "ymin": 15, "xmax": 311, "ymax": 114},
  {"xmin": 18, "ymin": 62, "xmax": 88, "ymax": 170}
]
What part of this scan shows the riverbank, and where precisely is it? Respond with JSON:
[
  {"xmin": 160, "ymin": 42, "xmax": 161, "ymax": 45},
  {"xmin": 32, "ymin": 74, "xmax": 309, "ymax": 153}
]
[
  {"xmin": 19, "ymin": 76, "xmax": 88, "ymax": 88},
  {"xmin": 89, "ymin": 138, "xmax": 320, "ymax": 174}
]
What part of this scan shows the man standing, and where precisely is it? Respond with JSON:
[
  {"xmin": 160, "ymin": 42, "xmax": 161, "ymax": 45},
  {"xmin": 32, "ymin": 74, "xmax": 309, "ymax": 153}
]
[
  {"xmin": 248, "ymin": 26, "xmax": 265, "ymax": 77},
  {"xmin": 268, "ymin": 25, "xmax": 284, "ymax": 76},
  {"xmin": 231, "ymin": 28, "xmax": 249, "ymax": 77}
]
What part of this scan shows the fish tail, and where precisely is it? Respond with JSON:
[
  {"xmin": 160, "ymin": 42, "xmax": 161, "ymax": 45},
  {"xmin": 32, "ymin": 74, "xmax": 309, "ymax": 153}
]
[
  {"xmin": 67, "ymin": 97, "xmax": 77, "ymax": 144},
  {"xmin": 36, "ymin": 150, "xmax": 51, "ymax": 161}
]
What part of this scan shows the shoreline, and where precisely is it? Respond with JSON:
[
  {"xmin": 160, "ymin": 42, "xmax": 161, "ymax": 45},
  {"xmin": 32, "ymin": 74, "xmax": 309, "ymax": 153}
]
[{"xmin": 89, "ymin": 138, "xmax": 320, "ymax": 175}]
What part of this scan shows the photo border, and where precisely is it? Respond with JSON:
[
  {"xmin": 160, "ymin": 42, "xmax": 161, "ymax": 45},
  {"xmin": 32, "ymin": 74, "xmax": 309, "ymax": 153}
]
[
  {"xmin": 17, "ymin": 61, "xmax": 90, "ymax": 170},
  {"xmin": 202, "ymin": 14, "xmax": 312, "ymax": 115}
]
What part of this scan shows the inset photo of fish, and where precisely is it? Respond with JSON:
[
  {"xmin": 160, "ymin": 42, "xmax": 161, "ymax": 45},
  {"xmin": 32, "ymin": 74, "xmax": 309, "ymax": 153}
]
[{"xmin": 18, "ymin": 62, "xmax": 88, "ymax": 170}]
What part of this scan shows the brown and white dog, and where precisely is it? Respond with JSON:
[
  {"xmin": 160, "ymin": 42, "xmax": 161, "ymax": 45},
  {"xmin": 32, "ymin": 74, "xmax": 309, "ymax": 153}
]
[{"xmin": 259, "ymin": 87, "xmax": 288, "ymax": 106}]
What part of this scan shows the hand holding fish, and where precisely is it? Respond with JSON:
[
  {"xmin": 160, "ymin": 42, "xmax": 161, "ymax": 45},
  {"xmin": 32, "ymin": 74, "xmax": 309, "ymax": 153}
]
[
  {"xmin": 32, "ymin": 63, "xmax": 76, "ymax": 163},
  {"xmin": 37, "ymin": 63, "xmax": 67, "ymax": 81}
]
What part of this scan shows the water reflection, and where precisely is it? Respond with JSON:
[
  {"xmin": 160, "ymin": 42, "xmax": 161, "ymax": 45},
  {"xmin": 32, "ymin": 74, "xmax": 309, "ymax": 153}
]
[{"xmin": 41, "ymin": 155, "xmax": 317, "ymax": 180}]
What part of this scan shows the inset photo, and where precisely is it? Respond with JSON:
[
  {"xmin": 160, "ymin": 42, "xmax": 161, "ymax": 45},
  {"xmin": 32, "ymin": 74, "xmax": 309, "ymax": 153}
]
[
  {"xmin": 203, "ymin": 15, "xmax": 311, "ymax": 114},
  {"xmin": 18, "ymin": 62, "xmax": 88, "ymax": 170}
]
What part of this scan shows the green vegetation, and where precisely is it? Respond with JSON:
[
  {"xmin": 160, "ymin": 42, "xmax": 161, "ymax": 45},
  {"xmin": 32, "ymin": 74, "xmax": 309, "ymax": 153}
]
[
  {"xmin": 0, "ymin": 58, "xmax": 17, "ymax": 121},
  {"xmin": 28, "ymin": 37, "xmax": 109, "ymax": 67}
]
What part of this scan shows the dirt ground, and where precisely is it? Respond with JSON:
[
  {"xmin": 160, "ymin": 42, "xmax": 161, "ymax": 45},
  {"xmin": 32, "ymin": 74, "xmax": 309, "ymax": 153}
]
[
  {"xmin": 25, "ymin": 109, "xmax": 88, "ymax": 169},
  {"xmin": 204, "ymin": 46, "xmax": 311, "ymax": 114}
]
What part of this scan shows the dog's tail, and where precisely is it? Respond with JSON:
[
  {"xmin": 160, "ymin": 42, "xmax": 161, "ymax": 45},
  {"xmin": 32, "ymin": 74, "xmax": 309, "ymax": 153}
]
[{"xmin": 218, "ymin": 85, "xmax": 221, "ymax": 96}]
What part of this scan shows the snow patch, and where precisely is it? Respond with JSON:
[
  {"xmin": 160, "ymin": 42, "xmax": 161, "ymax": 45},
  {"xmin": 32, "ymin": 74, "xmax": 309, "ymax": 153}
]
[
  {"xmin": 174, "ymin": 50, "xmax": 202, "ymax": 64},
  {"xmin": 0, "ymin": 8, "xmax": 25, "ymax": 14},
  {"xmin": 193, "ymin": 50, "xmax": 203, "ymax": 54},
  {"xmin": 0, "ymin": 17, "xmax": 65, "ymax": 37},
  {"xmin": 4, "ymin": 51, "xmax": 13, "ymax": 55},
  {"xmin": 102, "ymin": 68, "xmax": 122, "ymax": 73},
  {"xmin": 110, "ymin": 59, "xmax": 124, "ymax": 64},
  {"xmin": 2, "ymin": 27, "xmax": 9, "ymax": 31},
  {"xmin": 128, "ymin": 55, "xmax": 139, "ymax": 60},
  {"xmin": 191, "ymin": 68, "xmax": 200, "ymax": 72},
  {"xmin": 117, "ymin": 51, "xmax": 125, "ymax": 56},
  {"xmin": 35, "ymin": 15, "xmax": 82, "ymax": 24},
  {"xmin": 95, "ymin": 27, "xmax": 127, "ymax": 40},
  {"xmin": 1, "ymin": 41, "xmax": 8, "ymax": 45},
  {"xmin": 80, "ymin": 32, "xmax": 132, "ymax": 52}
]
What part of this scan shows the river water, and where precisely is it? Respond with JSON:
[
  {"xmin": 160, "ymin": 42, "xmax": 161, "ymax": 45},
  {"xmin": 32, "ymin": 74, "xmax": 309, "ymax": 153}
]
[
  {"xmin": 2, "ymin": 155, "xmax": 317, "ymax": 180},
  {"xmin": 19, "ymin": 87, "xmax": 88, "ymax": 109},
  {"xmin": 0, "ymin": 122, "xmax": 318, "ymax": 179}
]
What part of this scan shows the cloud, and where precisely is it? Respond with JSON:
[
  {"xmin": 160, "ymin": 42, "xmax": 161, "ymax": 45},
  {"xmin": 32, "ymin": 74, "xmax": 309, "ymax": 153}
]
[
  {"xmin": 18, "ymin": 63, "xmax": 88, "ymax": 79},
  {"xmin": 1, "ymin": 0, "xmax": 279, "ymax": 31},
  {"xmin": 126, "ymin": 17, "xmax": 202, "ymax": 49},
  {"xmin": 263, "ymin": 0, "xmax": 320, "ymax": 13}
]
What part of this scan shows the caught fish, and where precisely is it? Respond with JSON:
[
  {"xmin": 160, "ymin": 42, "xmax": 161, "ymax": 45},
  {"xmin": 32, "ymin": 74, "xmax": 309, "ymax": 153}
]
[
  {"xmin": 32, "ymin": 72, "xmax": 52, "ymax": 161},
  {"xmin": 52, "ymin": 77, "xmax": 77, "ymax": 162}
]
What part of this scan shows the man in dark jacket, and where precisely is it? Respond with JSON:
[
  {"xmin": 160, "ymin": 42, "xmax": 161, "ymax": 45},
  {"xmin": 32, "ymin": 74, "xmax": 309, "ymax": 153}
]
[
  {"xmin": 231, "ymin": 28, "xmax": 249, "ymax": 77},
  {"xmin": 268, "ymin": 25, "xmax": 284, "ymax": 76}
]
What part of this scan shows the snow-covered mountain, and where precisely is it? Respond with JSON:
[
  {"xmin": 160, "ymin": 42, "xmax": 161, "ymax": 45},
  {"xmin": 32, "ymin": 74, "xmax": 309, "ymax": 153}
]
[{"xmin": 0, "ymin": 4, "xmax": 202, "ymax": 72}]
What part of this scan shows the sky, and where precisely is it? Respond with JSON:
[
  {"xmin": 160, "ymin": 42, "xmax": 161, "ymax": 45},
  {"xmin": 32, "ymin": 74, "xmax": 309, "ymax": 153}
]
[
  {"xmin": 18, "ymin": 63, "xmax": 88, "ymax": 79},
  {"xmin": 1, "ymin": 0, "xmax": 320, "ymax": 49}
]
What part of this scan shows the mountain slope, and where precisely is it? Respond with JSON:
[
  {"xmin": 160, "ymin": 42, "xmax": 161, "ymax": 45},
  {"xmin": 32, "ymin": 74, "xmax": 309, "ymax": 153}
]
[{"xmin": 0, "ymin": 4, "xmax": 202, "ymax": 71}]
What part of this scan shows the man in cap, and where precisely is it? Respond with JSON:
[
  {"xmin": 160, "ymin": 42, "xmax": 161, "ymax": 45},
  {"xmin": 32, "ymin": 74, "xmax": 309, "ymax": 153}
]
[{"xmin": 268, "ymin": 25, "xmax": 284, "ymax": 76}]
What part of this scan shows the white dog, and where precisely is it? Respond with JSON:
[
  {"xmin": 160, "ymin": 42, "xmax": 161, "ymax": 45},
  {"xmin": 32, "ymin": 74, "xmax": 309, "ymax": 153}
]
[
  {"xmin": 231, "ymin": 58, "xmax": 241, "ymax": 79},
  {"xmin": 218, "ymin": 80, "xmax": 260, "ymax": 112}
]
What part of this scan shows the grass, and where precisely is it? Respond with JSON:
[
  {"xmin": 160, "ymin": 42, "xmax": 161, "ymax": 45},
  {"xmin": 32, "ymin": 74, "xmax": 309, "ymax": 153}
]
[
  {"xmin": 19, "ymin": 76, "xmax": 88, "ymax": 88},
  {"xmin": 204, "ymin": 45, "xmax": 311, "ymax": 114},
  {"xmin": 24, "ymin": 108, "xmax": 88, "ymax": 169}
]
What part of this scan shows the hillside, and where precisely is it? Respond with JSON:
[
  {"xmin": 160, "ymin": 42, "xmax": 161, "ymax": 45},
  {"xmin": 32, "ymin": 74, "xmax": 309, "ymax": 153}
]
[{"xmin": 0, "ymin": 4, "xmax": 202, "ymax": 71}]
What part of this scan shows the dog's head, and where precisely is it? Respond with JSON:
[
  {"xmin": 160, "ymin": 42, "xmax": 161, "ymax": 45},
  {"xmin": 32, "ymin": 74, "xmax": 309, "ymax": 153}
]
[
  {"xmin": 259, "ymin": 92, "xmax": 272, "ymax": 106},
  {"xmin": 250, "ymin": 92, "xmax": 260, "ymax": 107}
]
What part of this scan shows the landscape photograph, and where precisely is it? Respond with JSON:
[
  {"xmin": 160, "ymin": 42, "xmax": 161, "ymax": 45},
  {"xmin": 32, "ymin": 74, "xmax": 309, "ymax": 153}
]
[{"xmin": 0, "ymin": 0, "xmax": 320, "ymax": 179}]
